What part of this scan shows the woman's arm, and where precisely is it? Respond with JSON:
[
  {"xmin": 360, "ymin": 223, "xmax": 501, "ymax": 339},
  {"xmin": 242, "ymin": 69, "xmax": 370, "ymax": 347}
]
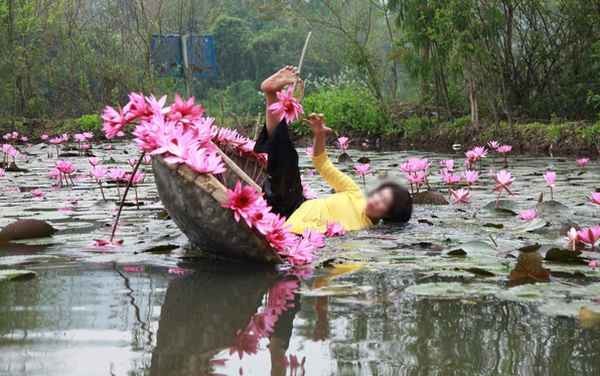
[{"xmin": 306, "ymin": 114, "xmax": 360, "ymax": 193}]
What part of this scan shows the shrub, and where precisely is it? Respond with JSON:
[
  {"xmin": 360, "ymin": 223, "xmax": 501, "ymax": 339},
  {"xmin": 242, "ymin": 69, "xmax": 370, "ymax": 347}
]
[
  {"xmin": 301, "ymin": 85, "xmax": 387, "ymax": 136},
  {"xmin": 77, "ymin": 114, "xmax": 102, "ymax": 132}
]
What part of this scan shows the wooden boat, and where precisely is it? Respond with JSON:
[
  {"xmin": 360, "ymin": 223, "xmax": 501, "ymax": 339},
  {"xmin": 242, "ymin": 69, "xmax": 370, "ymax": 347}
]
[{"xmin": 152, "ymin": 144, "xmax": 283, "ymax": 264}]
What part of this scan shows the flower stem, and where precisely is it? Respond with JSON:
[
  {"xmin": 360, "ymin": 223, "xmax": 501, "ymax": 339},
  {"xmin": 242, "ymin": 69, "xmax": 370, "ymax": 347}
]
[{"xmin": 110, "ymin": 153, "xmax": 145, "ymax": 242}]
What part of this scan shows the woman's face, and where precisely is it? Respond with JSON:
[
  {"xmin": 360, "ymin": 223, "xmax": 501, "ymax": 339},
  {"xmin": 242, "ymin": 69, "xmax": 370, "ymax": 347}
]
[{"xmin": 366, "ymin": 187, "xmax": 394, "ymax": 220}]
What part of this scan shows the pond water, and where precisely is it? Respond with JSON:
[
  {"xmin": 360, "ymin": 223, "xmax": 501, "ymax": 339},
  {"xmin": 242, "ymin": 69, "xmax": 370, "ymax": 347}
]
[{"xmin": 1, "ymin": 142, "xmax": 600, "ymax": 375}]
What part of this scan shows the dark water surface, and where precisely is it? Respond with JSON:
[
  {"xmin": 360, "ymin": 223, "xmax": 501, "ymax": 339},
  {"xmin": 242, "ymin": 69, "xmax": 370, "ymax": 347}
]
[{"xmin": 1, "ymin": 143, "xmax": 600, "ymax": 375}]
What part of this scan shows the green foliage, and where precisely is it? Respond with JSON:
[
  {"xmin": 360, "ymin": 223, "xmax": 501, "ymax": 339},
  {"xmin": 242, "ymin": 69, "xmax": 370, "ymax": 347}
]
[
  {"xmin": 401, "ymin": 116, "xmax": 433, "ymax": 140},
  {"xmin": 77, "ymin": 114, "xmax": 102, "ymax": 132},
  {"xmin": 301, "ymin": 85, "xmax": 388, "ymax": 136}
]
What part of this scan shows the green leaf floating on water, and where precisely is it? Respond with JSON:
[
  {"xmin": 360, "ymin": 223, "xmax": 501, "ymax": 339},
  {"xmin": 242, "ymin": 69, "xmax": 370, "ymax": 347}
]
[
  {"xmin": 482, "ymin": 200, "xmax": 519, "ymax": 215},
  {"xmin": 446, "ymin": 240, "xmax": 496, "ymax": 257},
  {"xmin": 512, "ymin": 218, "xmax": 549, "ymax": 233},
  {"xmin": 535, "ymin": 200, "xmax": 571, "ymax": 216},
  {"xmin": 0, "ymin": 269, "xmax": 37, "ymax": 282},
  {"xmin": 299, "ymin": 283, "xmax": 373, "ymax": 297},
  {"xmin": 405, "ymin": 282, "xmax": 500, "ymax": 299},
  {"xmin": 537, "ymin": 300, "xmax": 600, "ymax": 318}
]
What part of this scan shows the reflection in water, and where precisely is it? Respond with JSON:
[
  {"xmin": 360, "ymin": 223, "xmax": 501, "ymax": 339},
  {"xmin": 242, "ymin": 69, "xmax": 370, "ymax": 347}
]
[{"xmin": 150, "ymin": 265, "xmax": 304, "ymax": 376}]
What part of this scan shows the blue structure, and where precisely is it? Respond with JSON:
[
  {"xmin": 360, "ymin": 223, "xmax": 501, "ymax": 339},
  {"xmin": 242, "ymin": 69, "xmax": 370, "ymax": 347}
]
[{"xmin": 150, "ymin": 33, "xmax": 217, "ymax": 79}]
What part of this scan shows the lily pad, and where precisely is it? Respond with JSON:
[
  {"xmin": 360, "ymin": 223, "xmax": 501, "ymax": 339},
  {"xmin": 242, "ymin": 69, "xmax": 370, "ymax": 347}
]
[
  {"xmin": 405, "ymin": 282, "xmax": 500, "ymax": 299},
  {"xmin": 299, "ymin": 283, "xmax": 373, "ymax": 297},
  {"xmin": 0, "ymin": 219, "xmax": 56, "ymax": 242},
  {"xmin": 412, "ymin": 191, "xmax": 449, "ymax": 206},
  {"xmin": 536, "ymin": 200, "xmax": 570, "ymax": 216},
  {"xmin": 482, "ymin": 200, "xmax": 518, "ymax": 215},
  {"xmin": 537, "ymin": 300, "xmax": 600, "ymax": 318},
  {"xmin": 512, "ymin": 218, "xmax": 549, "ymax": 233},
  {"xmin": 0, "ymin": 269, "xmax": 37, "ymax": 282},
  {"xmin": 543, "ymin": 248, "xmax": 587, "ymax": 265},
  {"xmin": 446, "ymin": 240, "xmax": 496, "ymax": 257}
]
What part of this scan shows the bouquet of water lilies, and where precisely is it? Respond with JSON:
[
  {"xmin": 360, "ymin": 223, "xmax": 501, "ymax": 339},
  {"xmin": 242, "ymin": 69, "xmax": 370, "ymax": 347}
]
[{"xmin": 101, "ymin": 92, "xmax": 322, "ymax": 266}]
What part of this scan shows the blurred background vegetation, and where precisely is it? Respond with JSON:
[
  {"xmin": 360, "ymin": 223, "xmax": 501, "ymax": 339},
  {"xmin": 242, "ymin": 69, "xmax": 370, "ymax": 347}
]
[{"xmin": 1, "ymin": 0, "xmax": 600, "ymax": 148}]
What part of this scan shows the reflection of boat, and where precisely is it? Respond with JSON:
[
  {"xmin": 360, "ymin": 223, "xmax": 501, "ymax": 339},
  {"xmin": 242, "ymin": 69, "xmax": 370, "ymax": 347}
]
[
  {"xmin": 152, "ymin": 151, "xmax": 282, "ymax": 264},
  {"xmin": 150, "ymin": 265, "xmax": 299, "ymax": 376}
]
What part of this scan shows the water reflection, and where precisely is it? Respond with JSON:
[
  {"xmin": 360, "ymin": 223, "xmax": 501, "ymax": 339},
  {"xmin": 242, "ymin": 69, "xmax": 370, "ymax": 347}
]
[{"xmin": 151, "ymin": 265, "xmax": 304, "ymax": 376}]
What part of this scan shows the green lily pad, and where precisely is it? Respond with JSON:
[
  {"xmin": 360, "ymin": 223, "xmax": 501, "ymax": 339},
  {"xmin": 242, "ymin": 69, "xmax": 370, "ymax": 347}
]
[
  {"xmin": 482, "ymin": 200, "xmax": 518, "ymax": 215},
  {"xmin": 446, "ymin": 240, "xmax": 496, "ymax": 257},
  {"xmin": 536, "ymin": 200, "xmax": 571, "ymax": 216},
  {"xmin": 405, "ymin": 282, "xmax": 500, "ymax": 299},
  {"xmin": 537, "ymin": 300, "xmax": 600, "ymax": 318},
  {"xmin": 299, "ymin": 283, "xmax": 373, "ymax": 297},
  {"xmin": 0, "ymin": 269, "xmax": 37, "ymax": 282},
  {"xmin": 513, "ymin": 218, "xmax": 549, "ymax": 233}
]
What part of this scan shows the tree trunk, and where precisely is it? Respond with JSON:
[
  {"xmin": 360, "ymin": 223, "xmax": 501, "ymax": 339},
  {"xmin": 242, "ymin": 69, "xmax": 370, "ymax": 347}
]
[{"xmin": 468, "ymin": 78, "xmax": 479, "ymax": 129}]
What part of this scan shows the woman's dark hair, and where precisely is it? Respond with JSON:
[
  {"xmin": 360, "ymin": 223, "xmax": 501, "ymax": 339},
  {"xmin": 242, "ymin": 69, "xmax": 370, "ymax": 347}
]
[{"xmin": 371, "ymin": 182, "xmax": 413, "ymax": 223}]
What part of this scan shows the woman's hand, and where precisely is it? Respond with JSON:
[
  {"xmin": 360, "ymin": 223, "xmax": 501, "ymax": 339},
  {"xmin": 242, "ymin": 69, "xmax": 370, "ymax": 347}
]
[{"xmin": 305, "ymin": 113, "xmax": 332, "ymax": 135}]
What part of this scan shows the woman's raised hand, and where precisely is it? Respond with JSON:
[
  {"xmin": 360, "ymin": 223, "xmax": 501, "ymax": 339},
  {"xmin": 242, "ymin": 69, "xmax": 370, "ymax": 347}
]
[{"xmin": 305, "ymin": 113, "xmax": 332, "ymax": 135}]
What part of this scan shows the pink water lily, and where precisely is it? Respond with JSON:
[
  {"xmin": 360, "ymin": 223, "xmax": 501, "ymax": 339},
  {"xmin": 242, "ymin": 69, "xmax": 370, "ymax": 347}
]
[
  {"xmin": 589, "ymin": 192, "xmax": 600, "ymax": 206},
  {"xmin": 280, "ymin": 236, "xmax": 316, "ymax": 265},
  {"xmin": 441, "ymin": 169, "xmax": 461, "ymax": 186},
  {"xmin": 465, "ymin": 146, "xmax": 487, "ymax": 169},
  {"xmin": 101, "ymin": 106, "xmax": 129, "ymax": 139},
  {"xmin": 544, "ymin": 170, "xmax": 556, "ymax": 200},
  {"xmin": 31, "ymin": 188, "xmax": 45, "ymax": 199},
  {"xmin": 439, "ymin": 159, "xmax": 454, "ymax": 172},
  {"xmin": 41, "ymin": 134, "xmax": 49, "ymax": 141},
  {"xmin": 268, "ymin": 85, "xmax": 304, "ymax": 124},
  {"xmin": 0, "ymin": 168, "xmax": 5, "ymax": 177},
  {"xmin": 494, "ymin": 170, "xmax": 514, "ymax": 193},
  {"xmin": 168, "ymin": 94, "xmax": 205, "ymax": 124},
  {"xmin": 518, "ymin": 209, "xmax": 538, "ymax": 221},
  {"xmin": 589, "ymin": 260, "xmax": 599, "ymax": 270},
  {"xmin": 354, "ymin": 163, "xmax": 370, "ymax": 177},
  {"xmin": 566, "ymin": 227, "xmax": 579, "ymax": 251},
  {"xmin": 450, "ymin": 188, "xmax": 471, "ymax": 204},
  {"xmin": 337, "ymin": 137, "xmax": 350, "ymax": 152},
  {"xmin": 108, "ymin": 167, "xmax": 127, "ymax": 182},
  {"xmin": 325, "ymin": 222, "xmax": 346, "ymax": 237},
  {"xmin": 463, "ymin": 170, "xmax": 479, "ymax": 185},
  {"xmin": 303, "ymin": 229, "xmax": 326, "ymax": 248},
  {"xmin": 88, "ymin": 157, "xmax": 100, "ymax": 166},
  {"xmin": 168, "ymin": 267, "xmax": 189, "ymax": 276},
  {"xmin": 90, "ymin": 165, "xmax": 108, "ymax": 181},
  {"xmin": 488, "ymin": 140, "xmax": 500, "ymax": 150},
  {"xmin": 123, "ymin": 266, "xmax": 144, "ymax": 273},
  {"xmin": 496, "ymin": 145, "xmax": 512, "ymax": 154},
  {"xmin": 577, "ymin": 226, "xmax": 600, "ymax": 249},
  {"xmin": 264, "ymin": 214, "xmax": 296, "ymax": 251},
  {"xmin": 223, "ymin": 181, "xmax": 261, "ymax": 225},
  {"xmin": 302, "ymin": 181, "xmax": 317, "ymax": 199},
  {"xmin": 305, "ymin": 146, "xmax": 314, "ymax": 158},
  {"xmin": 577, "ymin": 158, "xmax": 590, "ymax": 168},
  {"xmin": 185, "ymin": 148, "xmax": 226, "ymax": 175}
]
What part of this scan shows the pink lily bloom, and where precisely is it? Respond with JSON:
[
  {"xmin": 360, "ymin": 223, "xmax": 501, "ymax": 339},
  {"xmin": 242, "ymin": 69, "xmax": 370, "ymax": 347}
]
[
  {"xmin": 0, "ymin": 168, "xmax": 5, "ymax": 177},
  {"xmin": 281, "ymin": 236, "xmax": 316, "ymax": 265},
  {"xmin": 543, "ymin": 171, "xmax": 556, "ymax": 188},
  {"xmin": 128, "ymin": 158, "xmax": 137, "ymax": 167},
  {"xmin": 124, "ymin": 92, "xmax": 153, "ymax": 120},
  {"xmin": 185, "ymin": 148, "xmax": 226, "ymax": 175},
  {"xmin": 337, "ymin": 137, "xmax": 350, "ymax": 152},
  {"xmin": 493, "ymin": 170, "xmax": 514, "ymax": 194},
  {"xmin": 450, "ymin": 188, "xmax": 471, "ymax": 204},
  {"xmin": 439, "ymin": 159, "xmax": 454, "ymax": 172},
  {"xmin": 145, "ymin": 94, "xmax": 170, "ymax": 117},
  {"xmin": 325, "ymin": 222, "xmax": 346, "ymax": 237},
  {"xmin": 577, "ymin": 226, "xmax": 600, "ymax": 249},
  {"xmin": 589, "ymin": 260, "xmax": 599, "ymax": 271},
  {"xmin": 108, "ymin": 167, "xmax": 127, "ymax": 182},
  {"xmin": 223, "ymin": 181, "xmax": 261, "ymax": 224},
  {"xmin": 590, "ymin": 192, "xmax": 600, "ymax": 206},
  {"xmin": 518, "ymin": 209, "xmax": 538, "ymax": 221},
  {"xmin": 566, "ymin": 227, "xmax": 579, "ymax": 251},
  {"xmin": 496, "ymin": 145, "xmax": 512, "ymax": 154},
  {"xmin": 90, "ymin": 165, "xmax": 108, "ymax": 181},
  {"xmin": 101, "ymin": 106, "xmax": 129, "ymax": 139},
  {"xmin": 305, "ymin": 146, "xmax": 314, "ymax": 158},
  {"xmin": 142, "ymin": 154, "xmax": 153, "ymax": 165},
  {"xmin": 264, "ymin": 214, "xmax": 296, "ymax": 251},
  {"xmin": 303, "ymin": 229, "xmax": 326, "ymax": 248},
  {"xmin": 88, "ymin": 157, "xmax": 101, "ymax": 166},
  {"xmin": 302, "ymin": 182, "xmax": 317, "ymax": 199},
  {"xmin": 56, "ymin": 160, "xmax": 76, "ymax": 175},
  {"xmin": 354, "ymin": 163, "xmax": 371, "ymax": 177},
  {"xmin": 488, "ymin": 141, "xmax": 500, "ymax": 150},
  {"xmin": 576, "ymin": 158, "xmax": 590, "ymax": 168},
  {"xmin": 167, "ymin": 94, "xmax": 205, "ymax": 124},
  {"xmin": 41, "ymin": 134, "xmax": 49, "ymax": 141},
  {"xmin": 544, "ymin": 170, "xmax": 556, "ymax": 200},
  {"xmin": 463, "ymin": 170, "xmax": 479, "ymax": 185},
  {"xmin": 31, "ymin": 189, "xmax": 45, "ymax": 199},
  {"xmin": 441, "ymin": 169, "xmax": 461, "ymax": 185},
  {"xmin": 127, "ymin": 171, "xmax": 145, "ymax": 185},
  {"xmin": 268, "ymin": 86, "xmax": 304, "ymax": 124},
  {"xmin": 401, "ymin": 158, "xmax": 430, "ymax": 174}
]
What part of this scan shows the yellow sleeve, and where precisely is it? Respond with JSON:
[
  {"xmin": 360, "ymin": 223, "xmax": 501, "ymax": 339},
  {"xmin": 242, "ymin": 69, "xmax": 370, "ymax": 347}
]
[{"xmin": 312, "ymin": 151, "xmax": 360, "ymax": 193}]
